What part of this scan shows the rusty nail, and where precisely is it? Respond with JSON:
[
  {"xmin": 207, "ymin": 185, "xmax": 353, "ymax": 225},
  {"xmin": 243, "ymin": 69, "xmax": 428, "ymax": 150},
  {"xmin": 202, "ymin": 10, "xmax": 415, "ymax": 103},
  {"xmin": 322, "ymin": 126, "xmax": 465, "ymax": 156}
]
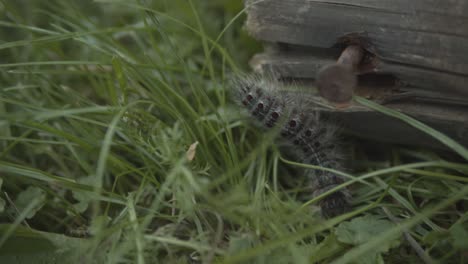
[{"xmin": 316, "ymin": 45, "xmax": 364, "ymax": 107}]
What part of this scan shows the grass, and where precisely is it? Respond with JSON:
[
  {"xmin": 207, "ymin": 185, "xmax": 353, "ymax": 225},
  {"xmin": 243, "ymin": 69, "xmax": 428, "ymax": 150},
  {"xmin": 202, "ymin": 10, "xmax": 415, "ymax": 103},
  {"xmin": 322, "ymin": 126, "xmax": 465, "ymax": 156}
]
[{"xmin": 1, "ymin": 0, "xmax": 468, "ymax": 263}]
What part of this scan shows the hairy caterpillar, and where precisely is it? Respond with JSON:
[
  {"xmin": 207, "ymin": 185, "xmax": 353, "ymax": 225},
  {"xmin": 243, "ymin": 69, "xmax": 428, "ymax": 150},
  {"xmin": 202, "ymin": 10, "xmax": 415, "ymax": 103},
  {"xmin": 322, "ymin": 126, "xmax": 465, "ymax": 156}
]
[{"xmin": 232, "ymin": 74, "xmax": 350, "ymax": 218}]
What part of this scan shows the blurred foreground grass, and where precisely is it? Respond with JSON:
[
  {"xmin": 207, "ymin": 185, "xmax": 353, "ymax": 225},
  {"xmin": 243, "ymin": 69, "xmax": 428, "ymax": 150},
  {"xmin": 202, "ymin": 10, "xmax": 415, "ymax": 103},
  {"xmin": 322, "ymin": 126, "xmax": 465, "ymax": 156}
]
[{"xmin": 0, "ymin": 1, "xmax": 468, "ymax": 263}]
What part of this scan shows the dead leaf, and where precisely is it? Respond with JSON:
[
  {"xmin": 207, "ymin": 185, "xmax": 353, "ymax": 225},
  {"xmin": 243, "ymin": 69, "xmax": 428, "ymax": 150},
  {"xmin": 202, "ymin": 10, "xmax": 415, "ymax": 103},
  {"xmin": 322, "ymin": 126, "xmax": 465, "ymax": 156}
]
[{"xmin": 186, "ymin": 141, "xmax": 199, "ymax": 161}]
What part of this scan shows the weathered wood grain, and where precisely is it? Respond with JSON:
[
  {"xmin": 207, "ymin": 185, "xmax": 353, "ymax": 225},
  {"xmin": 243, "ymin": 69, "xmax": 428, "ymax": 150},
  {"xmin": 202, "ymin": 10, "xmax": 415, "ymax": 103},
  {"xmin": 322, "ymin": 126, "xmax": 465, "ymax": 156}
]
[
  {"xmin": 332, "ymin": 107, "xmax": 468, "ymax": 149},
  {"xmin": 251, "ymin": 51, "xmax": 468, "ymax": 147},
  {"xmin": 245, "ymin": 0, "xmax": 468, "ymax": 95},
  {"xmin": 251, "ymin": 50, "xmax": 468, "ymax": 97}
]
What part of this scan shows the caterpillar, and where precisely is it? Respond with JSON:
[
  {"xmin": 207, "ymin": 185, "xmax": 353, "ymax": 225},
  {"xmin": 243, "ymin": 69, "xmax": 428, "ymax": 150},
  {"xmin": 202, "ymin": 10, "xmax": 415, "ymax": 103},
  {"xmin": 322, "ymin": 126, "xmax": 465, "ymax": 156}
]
[{"xmin": 232, "ymin": 74, "xmax": 350, "ymax": 218}]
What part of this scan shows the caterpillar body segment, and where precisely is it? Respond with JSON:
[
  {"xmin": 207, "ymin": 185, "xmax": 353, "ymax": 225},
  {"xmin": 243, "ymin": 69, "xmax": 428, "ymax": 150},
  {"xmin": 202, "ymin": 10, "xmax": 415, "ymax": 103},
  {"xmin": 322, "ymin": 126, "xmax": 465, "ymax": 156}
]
[{"xmin": 232, "ymin": 74, "xmax": 351, "ymax": 218}]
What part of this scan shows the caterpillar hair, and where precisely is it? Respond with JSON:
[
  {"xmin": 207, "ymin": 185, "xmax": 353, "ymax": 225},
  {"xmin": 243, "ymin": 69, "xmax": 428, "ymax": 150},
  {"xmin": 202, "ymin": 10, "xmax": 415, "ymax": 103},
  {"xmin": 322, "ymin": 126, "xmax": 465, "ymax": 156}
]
[{"xmin": 231, "ymin": 73, "xmax": 351, "ymax": 218}]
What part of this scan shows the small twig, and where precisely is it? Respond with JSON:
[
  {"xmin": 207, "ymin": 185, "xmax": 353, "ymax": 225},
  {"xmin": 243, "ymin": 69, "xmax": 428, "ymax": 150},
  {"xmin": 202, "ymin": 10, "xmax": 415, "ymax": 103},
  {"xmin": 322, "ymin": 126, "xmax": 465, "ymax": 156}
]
[
  {"xmin": 4, "ymin": 191, "xmax": 31, "ymax": 229},
  {"xmin": 382, "ymin": 206, "xmax": 434, "ymax": 264}
]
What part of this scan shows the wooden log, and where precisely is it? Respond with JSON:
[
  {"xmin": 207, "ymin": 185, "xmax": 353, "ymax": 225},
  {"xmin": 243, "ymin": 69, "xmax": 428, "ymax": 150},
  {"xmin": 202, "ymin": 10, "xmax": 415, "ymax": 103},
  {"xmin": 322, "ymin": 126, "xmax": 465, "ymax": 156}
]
[
  {"xmin": 250, "ymin": 51, "xmax": 468, "ymax": 105},
  {"xmin": 244, "ymin": 0, "xmax": 468, "ymax": 148},
  {"xmin": 245, "ymin": 0, "xmax": 468, "ymax": 96}
]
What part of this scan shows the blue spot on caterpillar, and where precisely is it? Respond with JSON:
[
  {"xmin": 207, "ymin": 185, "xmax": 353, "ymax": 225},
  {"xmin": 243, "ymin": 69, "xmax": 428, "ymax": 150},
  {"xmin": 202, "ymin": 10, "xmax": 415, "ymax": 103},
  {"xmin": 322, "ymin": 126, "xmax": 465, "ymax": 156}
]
[{"xmin": 231, "ymin": 74, "xmax": 351, "ymax": 218}]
